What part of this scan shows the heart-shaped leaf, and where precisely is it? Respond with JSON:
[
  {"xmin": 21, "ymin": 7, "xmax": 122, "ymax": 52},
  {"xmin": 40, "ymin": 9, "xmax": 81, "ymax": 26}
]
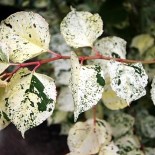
[
  {"xmin": 4, "ymin": 68, "xmax": 56, "ymax": 137},
  {"xmin": 60, "ymin": 8, "xmax": 103, "ymax": 48}
]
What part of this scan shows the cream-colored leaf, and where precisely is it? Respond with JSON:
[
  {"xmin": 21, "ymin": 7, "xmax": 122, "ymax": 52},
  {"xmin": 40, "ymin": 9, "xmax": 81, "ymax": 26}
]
[
  {"xmin": 67, "ymin": 119, "xmax": 112, "ymax": 155},
  {"xmin": 0, "ymin": 62, "xmax": 9, "ymax": 74},
  {"xmin": 4, "ymin": 68, "xmax": 56, "ymax": 137},
  {"xmin": 99, "ymin": 142, "xmax": 120, "ymax": 155},
  {"xmin": 70, "ymin": 52, "xmax": 105, "ymax": 121},
  {"xmin": 0, "ymin": 11, "xmax": 50, "ymax": 63},
  {"xmin": 108, "ymin": 61, "xmax": 148, "ymax": 104},
  {"xmin": 60, "ymin": 8, "xmax": 103, "ymax": 48},
  {"xmin": 102, "ymin": 78, "xmax": 128, "ymax": 110},
  {"xmin": 131, "ymin": 34, "xmax": 154, "ymax": 54},
  {"xmin": 0, "ymin": 87, "xmax": 10, "ymax": 130}
]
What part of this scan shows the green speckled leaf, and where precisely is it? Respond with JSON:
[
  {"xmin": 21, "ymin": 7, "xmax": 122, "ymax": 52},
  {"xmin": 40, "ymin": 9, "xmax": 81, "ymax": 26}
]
[
  {"xmin": 69, "ymin": 52, "xmax": 105, "ymax": 121},
  {"xmin": 0, "ymin": 11, "xmax": 50, "ymax": 63},
  {"xmin": 60, "ymin": 8, "xmax": 103, "ymax": 48},
  {"xmin": 0, "ymin": 87, "xmax": 10, "ymax": 130},
  {"xmin": 67, "ymin": 119, "xmax": 112, "ymax": 154},
  {"xmin": 108, "ymin": 112, "xmax": 135, "ymax": 138},
  {"xmin": 115, "ymin": 135, "xmax": 141, "ymax": 154},
  {"xmin": 108, "ymin": 61, "xmax": 148, "ymax": 104},
  {"xmin": 4, "ymin": 68, "xmax": 56, "ymax": 137}
]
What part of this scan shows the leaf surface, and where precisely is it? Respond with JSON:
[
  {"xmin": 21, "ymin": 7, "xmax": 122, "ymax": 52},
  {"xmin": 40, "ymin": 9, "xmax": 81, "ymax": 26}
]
[
  {"xmin": 0, "ymin": 11, "xmax": 50, "ymax": 63},
  {"xmin": 0, "ymin": 87, "xmax": 10, "ymax": 130},
  {"xmin": 67, "ymin": 119, "xmax": 112, "ymax": 154},
  {"xmin": 5, "ymin": 68, "xmax": 56, "ymax": 137},
  {"xmin": 108, "ymin": 61, "xmax": 148, "ymax": 104},
  {"xmin": 0, "ymin": 42, "xmax": 10, "ymax": 62},
  {"xmin": 60, "ymin": 8, "xmax": 103, "ymax": 48},
  {"xmin": 70, "ymin": 52, "xmax": 105, "ymax": 121},
  {"xmin": 108, "ymin": 112, "xmax": 134, "ymax": 138}
]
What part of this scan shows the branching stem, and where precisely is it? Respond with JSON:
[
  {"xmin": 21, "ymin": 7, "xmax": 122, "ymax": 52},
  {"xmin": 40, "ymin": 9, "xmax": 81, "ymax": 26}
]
[{"xmin": 2, "ymin": 48, "xmax": 155, "ymax": 81}]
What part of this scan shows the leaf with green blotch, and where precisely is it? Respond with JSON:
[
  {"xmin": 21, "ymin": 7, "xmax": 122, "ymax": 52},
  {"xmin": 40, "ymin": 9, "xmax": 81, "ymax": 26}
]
[
  {"xmin": 0, "ymin": 62, "xmax": 10, "ymax": 74},
  {"xmin": 60, "ymin": 8, "xmax": 103, "ymax": 48},
  {"xmin": 67, "ymin": 119, "xmax": 112, "ymax": 155},
  {"xmin": 69, "ymin": 52, "xmax": 105, "ymax": 121},
  {"xmin": 0, "ymin": 11, "xmax": 50, "ymax": 63},
  {"xmin": 108, "ymin": 61, "xmax": 148, "ymax": 104},
  {"xmin": 0, "ymin": 87, "xmax": 10, "ymax": 130},
  {"xmin": 4, "ymin": 68, "xmax": 56, "ymax": 137}
]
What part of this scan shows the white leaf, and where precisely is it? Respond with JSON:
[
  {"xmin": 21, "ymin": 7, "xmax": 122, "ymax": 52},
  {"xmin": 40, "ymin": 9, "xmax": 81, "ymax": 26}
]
[
  {"xmin": 57, "ymin": 86, "xmax": 74, "ymax": 112},
  {"xmin": 67, "ymin": 119, "xmax": 112, "ymax": 155},
  {"xmin": 89, "ymin": 36, "xmax": 126, "ymax": 77},
  {"xmin": 108, "ymin": 112, "xmax": 134, "ymax": 138},
  {"xmin": 60, "ymin": 8, "xmax": 103, "ymax": 48},
  {"xmin": 108, "ymin": 61, "xmax": 148, "ymax": 104},
  {"xmin": 0, "ymin": 11, "xmax": 50, "ymax": 63},
  {"xmin": 0, "ymin": 87, "xmax": 10, "ymax": 130},
  {"xmin": 102, "ymin": 78, "xmax": 128, "ymax": 110},
  {"xmin": 0, "ymin": 42, "xmax": 11, "ymax": 62},
  {"xmin": 151, "ymin": 76, "xmax": 155, "ymax": 105},
  {"xmin": 95, "ymin": 36, "xmax": 126, "ymax": 58},
  {"xmin": 4, "ymin": 68, "xmax": 56, "ymax": 137},
  {"xmin": 70, "ymin": 52, "xmax": 105, "ymax": 121},
  {"xmin": 99, "ymin": 142, "xmax": 120, "ymax": 155},
  {"xmin": 0, "ymin": 62, "xmax": 9, "ymax": 74},
  {"xmin": 115, "ymin": 135, "xmax": 141, "ymax": 154}
]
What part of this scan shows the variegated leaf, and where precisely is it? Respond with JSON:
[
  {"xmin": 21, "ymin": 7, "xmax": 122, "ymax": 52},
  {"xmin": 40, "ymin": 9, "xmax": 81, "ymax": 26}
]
[
  {"xmin": 70, "ymin": 52, "xmax": 105, "ymax": 121},
  {"xmin": 4, "ymin": 68, "xmax": 56, "ymax": 137},
  {"xmin": 60, "ymin": 8, "xmax": 103, "ymax": 48},
  {"xmin": 0, "ymin": 11, "xmax": 50, "ymax": 63},
  {"xmin": 108, "ymin": 61, "xmax": 148, "ymax": 104}
]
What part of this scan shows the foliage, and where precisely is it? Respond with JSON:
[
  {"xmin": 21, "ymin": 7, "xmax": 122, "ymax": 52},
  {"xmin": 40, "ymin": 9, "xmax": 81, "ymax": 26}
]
[{"xmin": 0, "ymin": 2, "xmax": 155, "ymax": 154}]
